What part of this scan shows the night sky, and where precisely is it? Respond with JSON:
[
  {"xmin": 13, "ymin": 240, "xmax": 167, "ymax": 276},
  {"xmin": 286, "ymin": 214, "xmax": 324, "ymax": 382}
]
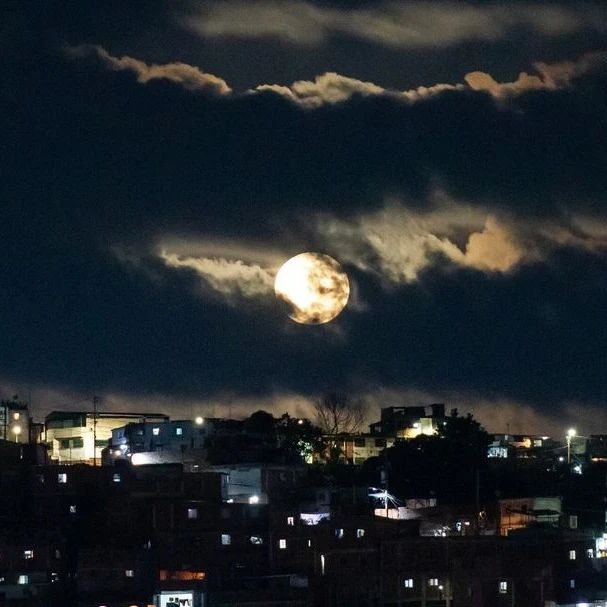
[{"xmin": 3, "ymin": 1, "xmax": 607, "ymax": 434}]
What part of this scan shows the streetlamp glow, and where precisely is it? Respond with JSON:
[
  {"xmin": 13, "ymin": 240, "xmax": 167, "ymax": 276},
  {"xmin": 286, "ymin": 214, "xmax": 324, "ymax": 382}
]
[{"xmin": 195, "ymin": 416, "xmax": 204, "ymax": 425}]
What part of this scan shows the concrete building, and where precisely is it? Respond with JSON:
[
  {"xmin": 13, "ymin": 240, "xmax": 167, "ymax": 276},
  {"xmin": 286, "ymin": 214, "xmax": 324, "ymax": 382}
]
[
  {"xmin": 337, "ymin": 434, "xmax": 396, "ymax": 465},
  {"xmin": 369, "ymin": 403, "xmax": 446, "ymax": 438},
  {"xmin": 108, "ymin": 418, "xmax": 214, "ymax": 468},
  {"xmin": 45, "ymin": 410, "xmax": 168, "ymax": 464},
  {"xmin": 0, "ymin": 399, "xmax": 31, "ymax": 443}
]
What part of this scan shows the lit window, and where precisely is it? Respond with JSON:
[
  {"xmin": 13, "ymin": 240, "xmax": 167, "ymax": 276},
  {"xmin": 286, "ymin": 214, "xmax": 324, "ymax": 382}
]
[
  {"xmin": 18, "ymin": 575, "xmax": 28, "ymax": 585},
  {"xmin": 69, "ymin": 505, "xmax": 77, "ymax": 514},
  {"xmin": 335, "ymin": 528, "xmax": 344, "ymax": 539},
  {"xmin": 176, "ymin": 427, "xmax": 183, "ymax": 436},
  {"xmin": 221, "ymin": 534, "xmax": 231, "ymax": 545},
  {"xmin": 308, "ymin": 539, "xmax": 312, "ymax": 548},
  {"xmin": 23, "ymin": 550, "xmax": 34, "ymax": 560},
  {"xmin": 13, "ymin": 412, "xmax": 19, "ymax": 420},
  {"xmin": 320, "ymin": 554, "xmax": 325, "ymax": 575},
  {"xmin": 187, "ymin": 508, "xmax": 198, "ymax": 520},
  {"xmin": 429, "ymin": 578, "xmax": 439, "ymax": 586},
  {"xmin": 125, "ymin": 569, "xmax": 134, "ymax": 578},
  {"xmin": 249, "ymin": 495, "xmax": 259, "ymax": 504},
  {"xmin": 250, "ymin": 536, "xmax": 263, "ymax": 545},
  {"xmin": 287, "ymin": 516, "xmax": 294, "ymax": 526},
  {"xmin": 570, "ymin": 515, "xmax": 578, "ymax": 529},
  {"xmin": 569, "ymin": 549, "xmax": 576, "ymax": 560},
  {"xmin": 57, "ymin": 473, "xmax": 67, "ymax": 484},
  {"xmin": 403, "ymin": 578, "xmax": 414, "ymax": 588},
  {"xmin": 113, "ymin": 473, "xmax": 121, "ymax": 483},
  {"xmin": 570, "ymin": 579, "xmax": 575, "ymax": 589},
  {"xmin": 54, "ymin": 549, "xmax": 61, "ymax": 559},
  {"xmin": 587, "ymin": 548, "xmax": 595, "ymax": 558},
  {"xmin": 499, "ymin": 581, "xmax": 508, "ymax": 594},
  {"xmin": 152, "ymin": 427, "xmax": 160, "ymax": 436},
  {"xmin": 279, "ymin": 539, "xmax": 287, "ymax": 550},
  {"xmin": 356, "ymin": 528, "xmax": 365, "ymax": 538}
]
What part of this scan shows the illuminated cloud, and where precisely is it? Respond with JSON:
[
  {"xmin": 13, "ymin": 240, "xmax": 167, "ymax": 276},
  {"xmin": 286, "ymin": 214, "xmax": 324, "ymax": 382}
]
[
  {"xmin": 160, "ymin": 250, "xmax": 275, "ymax": 300},
  {"xmin": 66, "ymin": 45, "xmax": 232, "ymax": 94},
  {"xmin": 314, "ymin": 201, "xmax": 527, "ymax": 283},
  {"xmin": 67, "ymin": 43, "xmax": 603, "ymax": 110},
  {"xmin": 255, "ymin": 72, "xmax": 460, "ymax": 107},
  {"xmin": 182, "ymin": 1, "xmax": 606, "ymax": 48}
]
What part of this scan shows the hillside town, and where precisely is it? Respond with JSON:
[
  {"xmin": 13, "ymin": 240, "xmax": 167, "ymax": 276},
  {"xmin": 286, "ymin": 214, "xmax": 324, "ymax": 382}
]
[{"xmin": 2, "ymin": 396, "xmax": 607, "ymax": 607}]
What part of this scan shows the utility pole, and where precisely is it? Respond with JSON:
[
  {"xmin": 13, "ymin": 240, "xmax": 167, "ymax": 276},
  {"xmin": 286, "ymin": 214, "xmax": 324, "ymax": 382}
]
[{"xmin": 92, "ymin": 396, "xmax": 99, "ymax": 467}]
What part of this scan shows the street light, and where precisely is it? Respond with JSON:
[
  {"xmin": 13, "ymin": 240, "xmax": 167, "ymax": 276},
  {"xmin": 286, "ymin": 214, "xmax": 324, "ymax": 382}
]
[
  {"xmin": 567, "ymin": 428, "xmax": 576, "ymax": 464},
  {"xmin": 195, "ymin": 416, "xmax": 204, "ymax": 425}
]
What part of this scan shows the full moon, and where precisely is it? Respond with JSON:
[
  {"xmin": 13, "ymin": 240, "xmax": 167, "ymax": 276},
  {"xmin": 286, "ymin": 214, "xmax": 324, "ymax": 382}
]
[{"xmin": 274, "ymin": 253, "xmax": 350, "ymax": 324}]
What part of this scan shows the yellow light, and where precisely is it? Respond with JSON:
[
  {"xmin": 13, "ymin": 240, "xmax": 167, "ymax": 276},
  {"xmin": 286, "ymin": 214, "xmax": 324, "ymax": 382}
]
[
  {"xmin": 12, "ymin": 425, "xmax": 21, "ymax": 435},
  {"xmin": 274, "ymin": 252, "xmax": 349, "ymax": 324},
  {"xmin": 13, "ymin": 412, "xmax": 20, "ymax": 421},
  {"xmin": 567, "ymin": 428, "xmax": 576, "ymax": 438},
  {"xmin": 195, "ymin": 416, "xmax": 204, "ymax": 425}
]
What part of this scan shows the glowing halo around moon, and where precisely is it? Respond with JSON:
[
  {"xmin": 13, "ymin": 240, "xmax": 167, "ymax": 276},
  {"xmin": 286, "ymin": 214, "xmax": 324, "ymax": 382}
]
[{"xmin": 274, "ymin": 252, "xmax": 350, "ymax": 324}]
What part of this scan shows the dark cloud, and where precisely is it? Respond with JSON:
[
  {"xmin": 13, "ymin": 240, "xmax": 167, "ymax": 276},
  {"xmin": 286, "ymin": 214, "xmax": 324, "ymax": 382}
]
[{"xmin": 3, "ymin": 3, "xmax": 607, "ymax": 421}]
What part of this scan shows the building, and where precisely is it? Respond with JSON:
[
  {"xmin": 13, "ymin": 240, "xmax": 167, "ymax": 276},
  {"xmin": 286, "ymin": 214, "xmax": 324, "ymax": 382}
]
[
  {"xmin": 45, "ymin": 410, "xmax": 169, "ymax": 464},
  {"xmin": 108, "ymin": 418, "xmax": 211, "ymax": 466},
  {"xmin": 337, "ymin": 434, "xmax": 395, "ymax": 465},
  {"xmin": 369, "ymin": 404, "xmax": 446, "ymax": 438},
  {"xmin": 0, "ymin": 398, "xmax": 31, "ymax": 443}
]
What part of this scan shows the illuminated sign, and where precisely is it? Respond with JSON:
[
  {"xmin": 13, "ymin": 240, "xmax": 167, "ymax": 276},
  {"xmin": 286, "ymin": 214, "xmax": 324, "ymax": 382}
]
[{"xmin": 157, "ymin": 592, "xmax": 194, "ymax": 607}]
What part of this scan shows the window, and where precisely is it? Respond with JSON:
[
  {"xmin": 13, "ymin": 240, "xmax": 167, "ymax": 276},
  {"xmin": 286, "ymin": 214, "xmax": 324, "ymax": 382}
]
[
  {"xmin": 59, "ymin": 438, "xmax": 84, "ymax": 450},
  {"xmin": 287, "ymin": 516, "xmax": 295, "ymax": 526},
  {"xmin": 57, "ymin": 473, "xmax": 67, "ymax": 484},
  {"xmin": 335, "ymin": 528, "xmax": 344, "ymax": 539},
  {"xmin": 356, "ymin": 528, "xmax": 365, "ymax": 538},
  {"xmin": 570, "ymin": 579, "xmax": 575, "ymax": 589},
  {"xmin": 354, "ymin": 438, "xmax": 366, "ymax": 447},
  {"xmin": 499, "ymin": 581, "xmax": 508, "ymax": 594},
  {"xmin": 250, "ymin": 536, "xmax": 263, "ymax": 545},
  {"xmin": 570, "ymin": 515, "xmax": 578, "ymax": 529},
  {"xmin": 221, "ymin": 534, "xmax": 231, "ymax": 545},
  {"xmin": 375, "ymin": 438, "xmax": 387, "ymax": 448},
  {"xmin": 54, "ymin": 549, "xmax": 61, "ymax": 559},
  {"xmin": 429, "ymin": 578, "xmax": 439, "ymax": 586},
  {"xmin": 308, "ymin": 539, "xmax": 312, "ymax": 548},
  {"xmin": 279, "ymin": 539, "xmax": 287, "ymax": 550},
  {"xmin": 125, "ymin": 569, "xmax": 134, "ymax": 578},
  {"xmin": 403, "ymin": 578, "xmax": 414, "ymax": 588},
  {"xmin": 113, "ymin": 473, "xmax": 121, "ymax": 483},
  {"xmin": 18, "ymin": 575, "xmax": 29, "ymax": 585},
  {"xmin": 13, "ymin": 412, "xmax": 19, "ymax": 420},
  {"xmin": 69, "ymin": 505, "xmax": 77, "ymax": 514},
  {"xmin": 23, "ymin": 550, "xmax": 34, "ymax": 560},
  {"xmin": 152, "ymin": 427, "xmax": 160, "ymax": 436},
  {"xmin": 587, "ymin": 548, "xmax": 595, "ymax": 559},
  {"xmin": 176, "ymin": 427, "xmax": 183, "ymax": 436},
  {"xmin": 187, "ymin": 508, "xmax": 198, "ymax": 520},
  {"xmin": 569, "ymin": 549, "xmax": 576, "ymax": 560}
]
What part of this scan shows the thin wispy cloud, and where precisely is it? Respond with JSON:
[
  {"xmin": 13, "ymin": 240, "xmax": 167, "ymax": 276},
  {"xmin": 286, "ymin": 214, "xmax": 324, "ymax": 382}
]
[{"xmin": 182, "ymin": 1, "xmax": 607, "ymax": 48}]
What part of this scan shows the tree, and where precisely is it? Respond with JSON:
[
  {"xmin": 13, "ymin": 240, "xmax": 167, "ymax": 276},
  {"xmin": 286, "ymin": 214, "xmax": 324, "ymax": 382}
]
[{"xmin": 314, "ymin": 394, "xmax": 367, "ymax": 462}]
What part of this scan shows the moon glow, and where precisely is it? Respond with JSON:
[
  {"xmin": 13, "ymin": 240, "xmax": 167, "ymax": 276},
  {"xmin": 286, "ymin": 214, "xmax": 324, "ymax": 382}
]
[{"xmin": 274, "ymin": 252, "xmax": 350, "ymax": 324}]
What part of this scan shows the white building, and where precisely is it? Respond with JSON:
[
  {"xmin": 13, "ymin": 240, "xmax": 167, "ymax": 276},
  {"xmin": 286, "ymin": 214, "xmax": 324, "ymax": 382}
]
[{"xmin": 45, "ymin": 411, "xmax": 168, "ymax": 464}]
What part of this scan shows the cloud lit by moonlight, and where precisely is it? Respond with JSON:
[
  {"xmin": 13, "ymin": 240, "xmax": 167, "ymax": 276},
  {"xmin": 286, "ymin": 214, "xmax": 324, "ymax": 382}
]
[{"xmin": 274, "ymin": 252, "xmax": 350, "ymax": 324}]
